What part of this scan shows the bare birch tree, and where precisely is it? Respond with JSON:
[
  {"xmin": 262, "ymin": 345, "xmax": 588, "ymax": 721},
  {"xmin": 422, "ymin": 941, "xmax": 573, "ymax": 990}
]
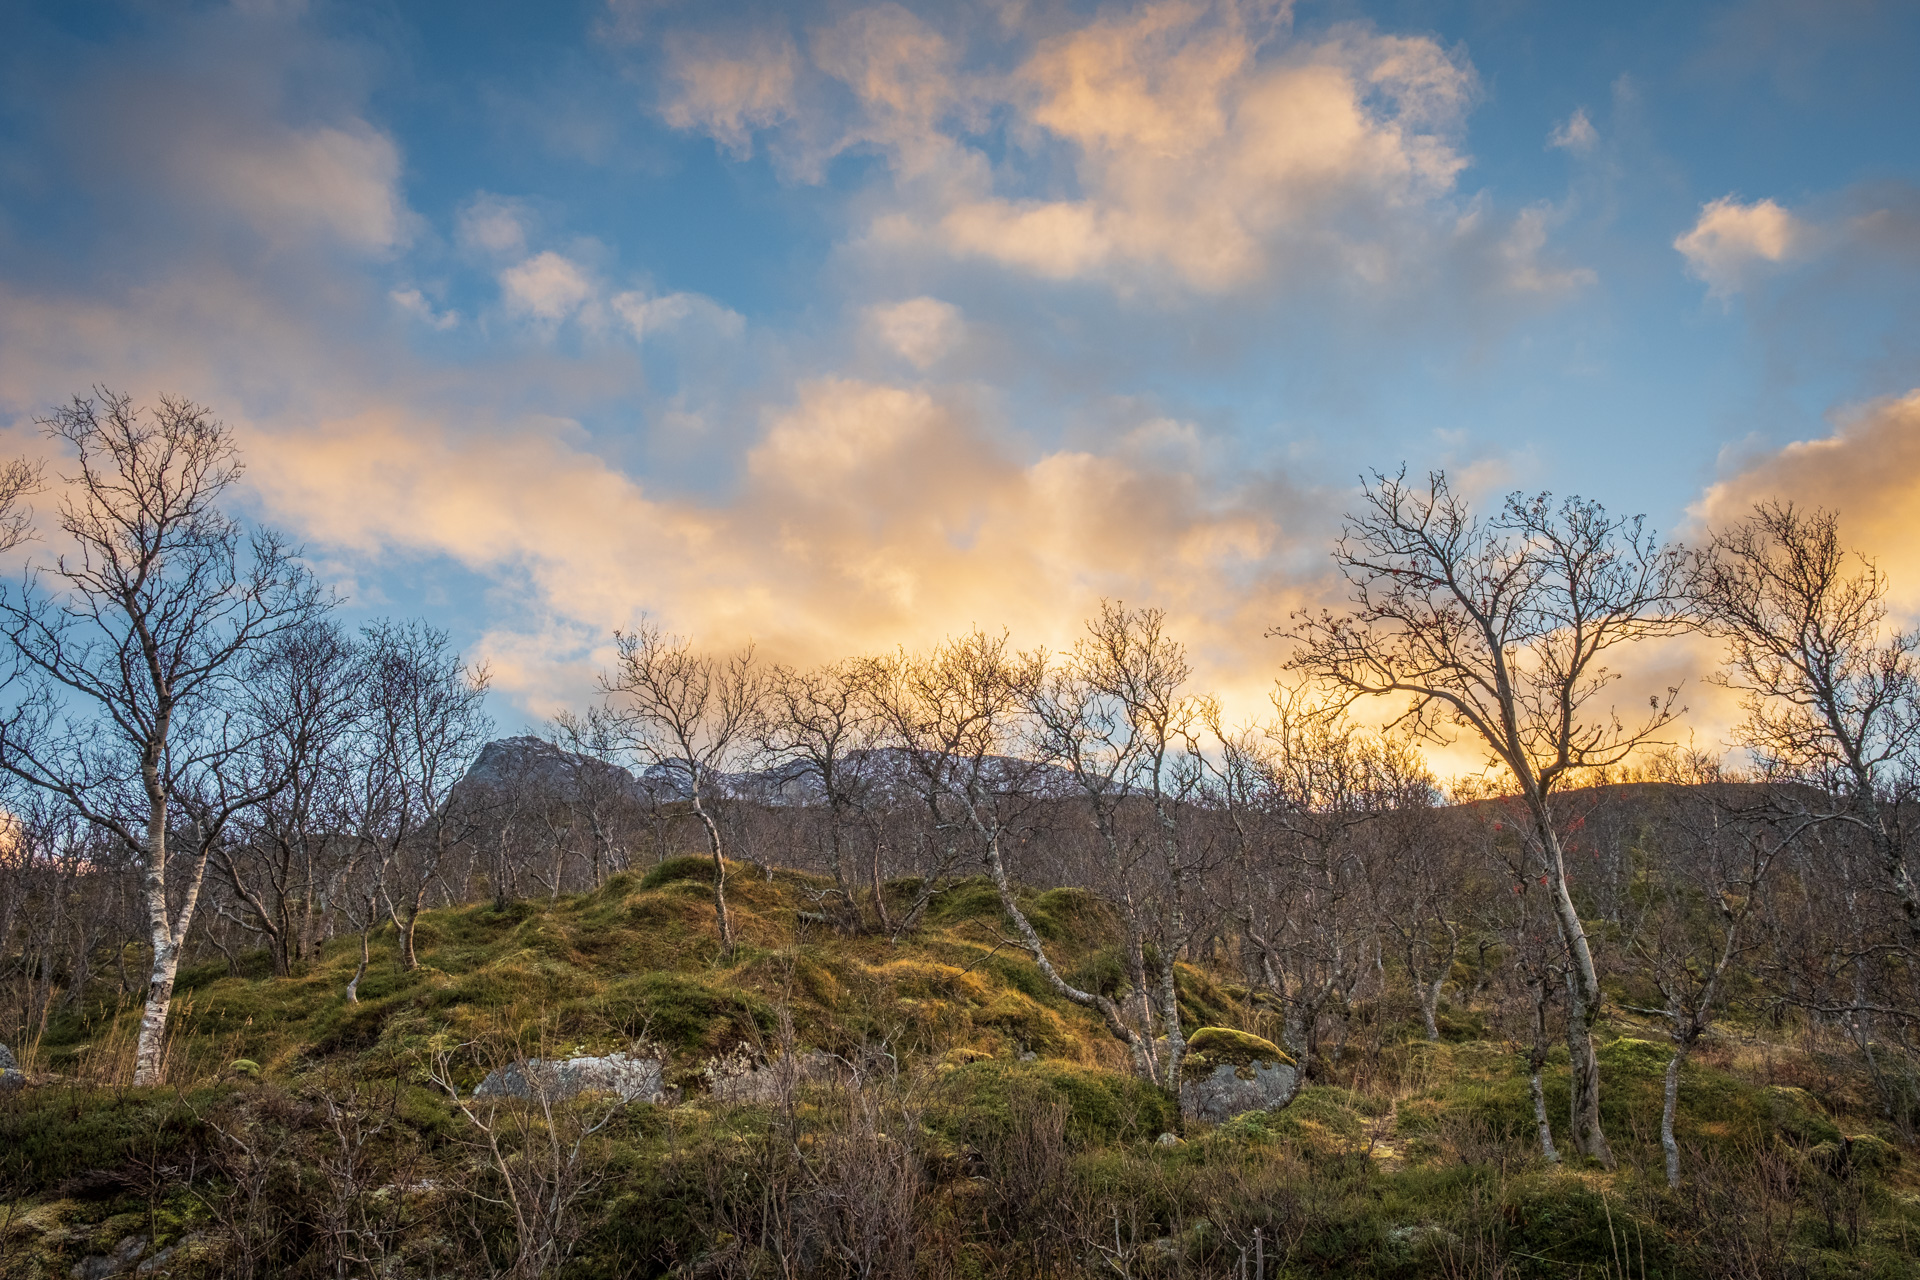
[
  {"xmin": 1622, "ymin": 786, "xmax": 1791, "ymax": 1186},
  {"xmin": 1692, "ymin": 502, "xmax": 1920, "ymax": 947},
  {"xmin": 1245, "ymin": 692, "xmax": 1422, "ymax": 1073},
  {"xmin": 759, "ymin": 661, "xmax": 881, "ymax": 928},
  {"xmin": 0, "ymin": 390, "xmax": 325, "ymax": 1084},
  {"xmin": 602, "ymin": 621, "xmax": 762, "ymax": 952},
  {"xmin": 211, "ymin": 620, "xmax": 364, "ymax": 976},
  {"xmin": 865, "ymin": 631, "xmax": 1156, "ymax": 1062},
  {"xmin": 1287, "ymin": 470, "xmax": 1688, "ymax": 1166},
  {"xmin": 359, "ymin": 619, "xmax": 492, "ymax": 972},
  {"xmin": 1027, "ymin": 629, "xmax": 1165, "ymax": 1081},
  {"xmin": 550, "ymin": 708, "xmax": 644, "ymax": 887},
  {"xmin": 1081, "ymin": 603, "xmax": 1206, "ymax": 1092}
]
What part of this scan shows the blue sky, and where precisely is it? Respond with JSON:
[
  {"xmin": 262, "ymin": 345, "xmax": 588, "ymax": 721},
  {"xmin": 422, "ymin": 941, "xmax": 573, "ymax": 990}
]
[{"xmin": 2, "ymin": 0, "xmax": 1917, "ymax": 729}]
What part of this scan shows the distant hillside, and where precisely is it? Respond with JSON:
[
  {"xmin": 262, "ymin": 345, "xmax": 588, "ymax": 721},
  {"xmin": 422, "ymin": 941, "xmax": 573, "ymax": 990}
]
[{"xmin": 455, "ymin": 735, "xmax": 1081, "ymax": 807}]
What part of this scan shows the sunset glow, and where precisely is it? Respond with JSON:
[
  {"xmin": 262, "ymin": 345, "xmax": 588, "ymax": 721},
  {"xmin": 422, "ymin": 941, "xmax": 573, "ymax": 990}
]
[{"xmin": 4, "ymin": 0, "xmax": 1917, "ymax": 740}]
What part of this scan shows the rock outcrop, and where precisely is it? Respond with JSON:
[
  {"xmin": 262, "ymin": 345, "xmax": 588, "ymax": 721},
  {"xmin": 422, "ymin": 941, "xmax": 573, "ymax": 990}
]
[
  {"xmin": 473, "ymin": 1051, "xmax": 668, "ymax": 1104},
  {"xmin": 457, "ymin": 736, "xmax": 650, "ymax": 804},
  {"xmin": 0, "ymin": 1042, "xmax": 25, "ymax": 1093},
  {"xmin": 1177, "ymin": 1027, "xmax": 1299, "ymax": 1125}
]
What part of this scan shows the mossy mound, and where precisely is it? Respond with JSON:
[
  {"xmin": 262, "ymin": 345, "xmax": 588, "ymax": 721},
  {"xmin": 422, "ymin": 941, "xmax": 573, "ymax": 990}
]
[
  {"xmin": 932, "ymin": 1058, "xmax": 1176, "ymax": 1144},
  {"xmin": 1768, "ymin": 1085, "xmax": 1843, "ymax": 1148},
  {"xmin": 639, "ymin": 853, "xmax": 724, "ymax": 890}
]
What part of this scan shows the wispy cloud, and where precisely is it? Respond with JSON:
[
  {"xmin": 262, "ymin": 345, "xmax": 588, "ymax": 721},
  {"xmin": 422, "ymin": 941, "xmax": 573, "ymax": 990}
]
[
  {"xmin": 656, "ymin": 1, "xmax": 1585, "ymax": 299},
  {"xmin": 1548, "ymin": 107, "xmax": 1597, "ymax": 152}
]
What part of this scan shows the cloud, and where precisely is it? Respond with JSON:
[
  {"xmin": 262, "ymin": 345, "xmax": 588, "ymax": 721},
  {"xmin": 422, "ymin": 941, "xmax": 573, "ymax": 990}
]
[
  {"xmin": 44, "ymin": 13, "xmax": 412, "ymax": 263},
  {"xmin": 390, "ymin": 288, "xmax": 459, "ymax": 330},
  {"xmin": 612, "ymin": 290, "xmax": 745, "ymax": 341},
  {"xmin": 1548, "ymin": 108, "xmax": 1597, "ymax": 152},
  {"xmin": 0, "ymin": 0, "xmax": 1610, "ymax": 734},
  {"xmin": 491, "ymin": 246, "xmax": 743, "ymax": 342},
  {"xmin": 651, "ymin": 2, "xmax": 1590, "ymax": 297},
  {"xmin": 936, "ymin": 17, "xmax": 1478, "ymax": 290},
  {"xmin": 1694, "ymin": 389, "xmax": 1920, "ymax": 612},
  {"xmin": 458, "ymin": 195, "xmax": 535, "ymax": 258},
  {"xmin": 659, "ymin": 29, "xmax": 800, "ymax": 156},
  {"xmin": 232, "ymin": 374, "xmax": 1329, "ymax": 716},
  {"xmin": 866, "ymin": 297, "xmax": 964, "ymax": 368},
  {"xmin": 1675, "ymin": 195, "xmax": 1808, "ymax": 297},
  {"xmin": 1495, "ymin": 204, "xmax": 1598, "ymax": 295},
  {"xmin": 500, "ymin": 252, "xmax": 597, "ymax": 323},
  {"xmin": 182, "ymin": 121, "xmax": 407, "ymax": 253}
]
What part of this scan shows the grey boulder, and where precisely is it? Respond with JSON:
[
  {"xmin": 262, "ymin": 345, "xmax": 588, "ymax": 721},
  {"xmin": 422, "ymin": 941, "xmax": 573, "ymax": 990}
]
[
  {"xmin": 1177, "ymin": 1027, "xmax": 1300, "ymax": 1125},
  {"xmin": 473, "ymin": 1051, "xmax": 667, "ymax": 1104}
]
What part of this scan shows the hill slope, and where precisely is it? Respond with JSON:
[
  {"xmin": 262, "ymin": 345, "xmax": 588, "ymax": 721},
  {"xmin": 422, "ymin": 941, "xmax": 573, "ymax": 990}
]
[{"xmin": 3, "ymin": 864, "xmax": 1917, "ymax": 1279}]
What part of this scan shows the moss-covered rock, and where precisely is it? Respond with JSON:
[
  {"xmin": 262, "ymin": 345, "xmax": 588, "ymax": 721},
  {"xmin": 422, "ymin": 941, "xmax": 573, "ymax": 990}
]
[
  {"xmin": 1809, "ymin": 1133, "xmax": 1903, "ymax": 1179},
  {"xmin": 1179, "ymin": 1028, "xmax": 1299, "ymax": 1125},
  {"xmin": 1182, "ymin": 1027, "xmax": 1293, "ymax": 1077},
  {"xmin": 1843, "ymin": 1132, "xmax": 1902, "ymax": 1174}
]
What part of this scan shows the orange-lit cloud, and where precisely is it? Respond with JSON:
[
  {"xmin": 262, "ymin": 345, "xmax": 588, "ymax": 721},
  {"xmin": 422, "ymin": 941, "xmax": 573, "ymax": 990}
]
[
  {"xmin": 239, "ymin": 377, "xmax": 1330, "ymax": 716},
  {"xmin": 1694, "ymin": 389, "xmax": 1920, "ymax": 614},
  {"xmin": 1675, "ymin": 196, "xmax": 1808, "ymax": 297},
  {"xmin": 659, "ymin": 0, "xmax": 1584, "ymax": 297}
]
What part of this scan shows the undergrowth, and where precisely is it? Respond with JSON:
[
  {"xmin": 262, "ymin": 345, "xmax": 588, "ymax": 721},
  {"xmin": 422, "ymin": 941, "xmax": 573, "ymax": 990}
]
[{"xmin": 2, "ymin": 868, "xmax": 1916, "ymax": 1278}]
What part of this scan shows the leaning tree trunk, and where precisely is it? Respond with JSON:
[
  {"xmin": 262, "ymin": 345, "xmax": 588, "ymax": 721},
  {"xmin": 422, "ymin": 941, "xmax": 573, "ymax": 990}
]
[
  {"xmin": 346, "ymin": 922, "xmax": 372, "ymax": 1004},
  {"xmin": 1126, "ymin": 918, "xmax": 1158, "ymax": 1085},
  {"xmin": 689, "ymin": 789, "xmax": 733, "ymax": 951},
  {"xmin": 1157, "ymin": 935, "xmax": 1187, "ymax": 1093},
  {"xmin": 867, "ymin": 824, "xmax": 893, "ymax": 937},
  {"xmin": 1534, "ymin": 810, "xmax": 1615, "ymax": 1169},
  {"xmin": 1413, "ymin": 918, "xmax": 1460, "ymax": 1042},
  {"xmin": 978, "ymin": 817, "xmax": 1156, "ymax": 1079},
  {"xmin": 399, "ymin": 899, "xmax": 422, "ymax": 970}
]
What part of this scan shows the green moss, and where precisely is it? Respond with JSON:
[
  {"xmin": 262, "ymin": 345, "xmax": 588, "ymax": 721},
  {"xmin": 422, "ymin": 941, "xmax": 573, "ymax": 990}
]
[
  {"xmin": 596, "ymin": 972, "xmax": 771, "ymax": 1054},
  {"xmin": 921, "ymin": 877, "xmax": 1010, "ymax": 927},
  {"xmin": 1768, "ymin": 1085, "xmax": 1843, "ymax": 1148},
  {"xmin": 1597, "ymin": 1035, "xmax": 1673, "ymax": 1077},
  {"xmin": 1208, "ymin": 1109, "xmax": 1281, "ymax": 1146},
  {"xmin": 1265, "ymin": 1085, "xmax": 1385, "ymax": 1144},
  {"xmin": 639, "ymin": 853, "xmax": 723, "ymax": 890},
  {"xmin": 1809, "ymin": 1133, "xmax": 1904, "ymax": 1179},
  {"xmin": 1065, "ymin": 947, "xmax": 1130, "ymax": 999},
  {"xmin": 1499, "ymin": 1173, "xmax": 1672, "ymax": 1277},
  {"xmin": 1182, "ymin": 1026, "xmax": 1293, "ymax": 1077},
  {"xmin": 933, "ymin": 1059, "xmax": 1175, "ymax": 1144},
  {"xmin": 0, "ymin": 1088, "xmax": 221, "ymax": 1192},
  {"xmin": 1024, "ymin": 887, "xmax": 1113, "ymax": 947},
  {"xmin": 16, "ymin": 870, "xmax": 1916, "ymax": 1280}
]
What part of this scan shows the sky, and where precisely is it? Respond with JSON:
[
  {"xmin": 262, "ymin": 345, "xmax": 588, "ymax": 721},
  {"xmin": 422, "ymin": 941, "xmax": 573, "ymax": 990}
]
[{"xmin": 1, "ymin": 0, "xmax": 1918, "ymax": 746}]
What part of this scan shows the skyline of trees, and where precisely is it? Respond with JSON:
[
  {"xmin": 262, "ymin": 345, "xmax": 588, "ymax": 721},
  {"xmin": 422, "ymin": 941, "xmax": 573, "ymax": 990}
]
[{"xmin": 0, "ymin": 390, "xmax": 1917, "ymax": 1178}]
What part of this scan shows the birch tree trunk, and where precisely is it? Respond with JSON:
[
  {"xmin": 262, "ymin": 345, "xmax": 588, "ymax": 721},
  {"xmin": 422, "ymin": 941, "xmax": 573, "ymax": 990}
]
[
  {"xmin": 1538, "ymin": 814, "xmax": 1614, "ymax": 1168},
  {"xmin": 691, "ymin": 789, "xmax": 733, "ymax": 951},
  {"xmin": 1527, "ymin": 975, "xmax": 1561, "ymax": 1164},
  {"xmin": 1661, "ymin": 1049, "xmax": 1684, "ymax": 1188}
]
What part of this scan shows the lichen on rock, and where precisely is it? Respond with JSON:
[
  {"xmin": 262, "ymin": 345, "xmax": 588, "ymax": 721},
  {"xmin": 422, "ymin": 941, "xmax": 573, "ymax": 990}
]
[{"xmin": 473, "ymin": 1050, "xmax": 669, "ymax": 1104}]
